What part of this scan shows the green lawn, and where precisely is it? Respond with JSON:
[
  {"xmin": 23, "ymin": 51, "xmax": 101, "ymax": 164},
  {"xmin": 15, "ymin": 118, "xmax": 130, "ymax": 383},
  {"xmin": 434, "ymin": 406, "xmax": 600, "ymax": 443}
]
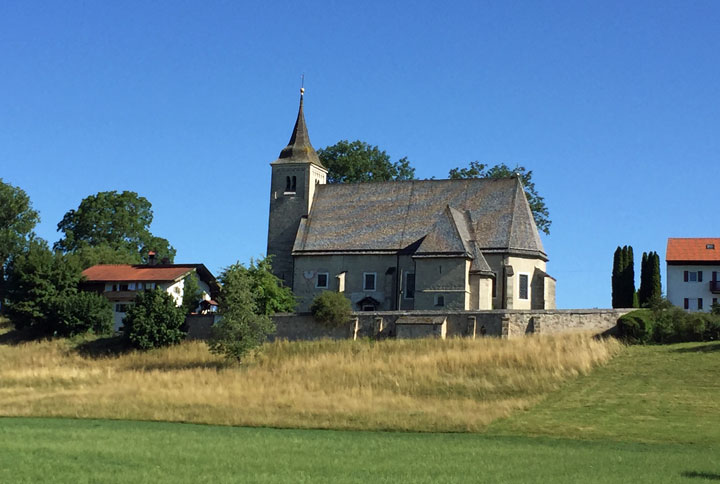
[
  {"xmin": 1, "ymin": 417, "xmax": 719, "ymax": 484},
  {"xmin": 2, "ymin": 341, "xmax": 720, "ymax": 482},
  {"xmin": 490, "ymin": 340, "xmax": 720, "ymax": 445}
]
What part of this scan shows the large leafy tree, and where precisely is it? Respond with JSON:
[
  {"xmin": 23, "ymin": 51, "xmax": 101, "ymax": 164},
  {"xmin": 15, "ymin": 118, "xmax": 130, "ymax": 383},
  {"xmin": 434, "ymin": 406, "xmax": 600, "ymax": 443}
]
[
  {"xmin": 448, "ymin": 162, "xmax": 551, "ymax": 235},
  {"xmin": 54, "ymin": 191, "xmax": 175, "ymax": 263},
  {"xmin": 4, "ymin": 240, "xmax": 112, "ymax": 336},
  {"xmin": 208, "ymin": 262, "xmax": 277, "ymax": 362},
  {"xmin": 317, "ymin": 140, "xmax": 415, "ymax": 184},
  {"xmin": 244, "ymin": 257, "xmax": 295, "ymax": 315},
  {"xmin": 0, "ymin": 179, "xmax": 40, "ymax": 303}
]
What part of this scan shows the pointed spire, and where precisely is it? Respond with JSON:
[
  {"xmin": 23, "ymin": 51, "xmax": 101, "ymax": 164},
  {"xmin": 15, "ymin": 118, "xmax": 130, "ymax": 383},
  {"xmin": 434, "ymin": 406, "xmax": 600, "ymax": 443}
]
[{"xmin": 276, "ymin": 88, "xmax": 324, "ymax": 167}]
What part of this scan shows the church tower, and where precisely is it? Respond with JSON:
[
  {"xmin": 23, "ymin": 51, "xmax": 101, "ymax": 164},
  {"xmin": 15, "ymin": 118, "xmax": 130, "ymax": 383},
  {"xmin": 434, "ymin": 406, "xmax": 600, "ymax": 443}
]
[{"xmin": 267, "ymin": 89, "xmax": 327, "ymax": 288}]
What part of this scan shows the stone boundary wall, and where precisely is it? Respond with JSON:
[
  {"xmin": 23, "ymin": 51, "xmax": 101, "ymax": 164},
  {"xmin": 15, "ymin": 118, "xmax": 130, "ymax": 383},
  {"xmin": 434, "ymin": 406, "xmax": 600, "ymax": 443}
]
[
  {"xmin": 271, "ymin": 308, "xmax": 634, "ymax": 341},
  {"xmin": 185, "ymin": 314, "xmax": 220, "ymax": 340}
]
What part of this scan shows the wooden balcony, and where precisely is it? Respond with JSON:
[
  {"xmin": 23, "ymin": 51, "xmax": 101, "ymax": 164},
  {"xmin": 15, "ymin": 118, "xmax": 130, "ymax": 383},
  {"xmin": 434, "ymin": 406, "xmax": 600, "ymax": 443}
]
[{"xmin": 710, "ymin": 281, "xmax": 720, "ymax": 294}]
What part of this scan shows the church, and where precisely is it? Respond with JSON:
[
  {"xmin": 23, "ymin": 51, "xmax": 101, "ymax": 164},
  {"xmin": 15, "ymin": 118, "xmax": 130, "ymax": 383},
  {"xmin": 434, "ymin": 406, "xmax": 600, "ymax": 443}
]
[{"xmin": 267, "ymin": 91, "xmax": 556, "ymax": 313}]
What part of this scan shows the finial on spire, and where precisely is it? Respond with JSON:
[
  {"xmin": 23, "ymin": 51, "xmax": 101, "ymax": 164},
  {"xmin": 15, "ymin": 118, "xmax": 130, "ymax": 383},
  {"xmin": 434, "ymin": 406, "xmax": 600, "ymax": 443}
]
[{"xmin": 300, "ymin": 73, "xmax": 305, "ymax": 97}]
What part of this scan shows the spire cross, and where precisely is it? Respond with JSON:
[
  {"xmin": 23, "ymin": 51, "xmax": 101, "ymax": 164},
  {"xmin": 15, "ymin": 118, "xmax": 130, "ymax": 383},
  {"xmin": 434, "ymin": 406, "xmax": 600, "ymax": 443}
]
[{"xmin": 300, "ymin": 74, "xmax": 305, "ymax": 96}]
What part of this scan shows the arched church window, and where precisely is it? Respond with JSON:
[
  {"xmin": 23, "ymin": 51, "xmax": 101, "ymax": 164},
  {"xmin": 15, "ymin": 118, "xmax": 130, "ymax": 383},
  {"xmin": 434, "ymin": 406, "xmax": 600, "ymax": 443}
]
[
  {"xmin": 291, "ymin": 176, "xmax": 297, "ymax": 192},
  {"xmin": 285, "ymin": 176, "xmax": 291, "ymax": 192}
]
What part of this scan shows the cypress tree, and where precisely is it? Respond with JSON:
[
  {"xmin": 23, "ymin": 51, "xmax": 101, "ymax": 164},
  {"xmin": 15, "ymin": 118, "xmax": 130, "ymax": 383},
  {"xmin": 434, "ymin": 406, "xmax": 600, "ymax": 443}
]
[
  {"xmin": 649, "ymin": 251, "xmax": 662, "ymax": 303},
  {"xmin": 639, "ymin": 251, "xmax": 649, "ymax": 306},
  {"xmin": 625, "ymin": 246, "xmax": 636, "ymax": 308},
  {"xmin": 612, "ymin": 246, "xmax": 622, "ymax": 308}
]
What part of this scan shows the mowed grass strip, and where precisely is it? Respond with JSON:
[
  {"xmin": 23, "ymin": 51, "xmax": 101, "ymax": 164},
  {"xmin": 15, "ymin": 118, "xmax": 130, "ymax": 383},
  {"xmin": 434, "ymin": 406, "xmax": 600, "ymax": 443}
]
[
  {"xmin": 0, "ymin": 319, "xmax": 619, "ymax": 432},
  {"xmin": 2, "ymin": 417, "xmax": 719, "ymax": 484},
  {"xmin": 489, "ymin": 340, "xmax": 720, "ymax": 445}
]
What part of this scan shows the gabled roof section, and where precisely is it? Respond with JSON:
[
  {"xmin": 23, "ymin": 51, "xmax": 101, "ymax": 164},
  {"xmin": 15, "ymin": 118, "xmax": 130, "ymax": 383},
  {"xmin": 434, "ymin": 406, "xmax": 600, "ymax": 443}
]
[
  {"xmin": 667, "ymin": 238, "xmax": 720, "ymax": 262},
  {"xmin": 293, "ymin": 177, "xmax": 546, "ymax": 259},
  {"xmin": 415, "ymin": 206, "xmax": 468, "ymax": 256},
  {"xmin": 271, "ymin": 92, "xmax": 324, "ymax": 168},
  {"xmin": 507, "ymin": 177, "xmax": 545, "ymax": 254}
]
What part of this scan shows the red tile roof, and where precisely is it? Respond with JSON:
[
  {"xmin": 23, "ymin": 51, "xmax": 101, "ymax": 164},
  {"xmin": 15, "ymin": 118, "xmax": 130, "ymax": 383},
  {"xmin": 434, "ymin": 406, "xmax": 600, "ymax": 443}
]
[
  {"xmin": 82, "ymin": 265, "xmax": 194, "ymax": 282},
  {"xmin": 666, "ymin": 238, "xmax": 720, "ymax": 262}
]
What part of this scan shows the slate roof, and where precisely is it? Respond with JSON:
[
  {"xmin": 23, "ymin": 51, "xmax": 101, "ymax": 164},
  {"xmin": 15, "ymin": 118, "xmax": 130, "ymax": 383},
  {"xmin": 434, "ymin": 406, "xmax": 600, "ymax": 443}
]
[
  {"xmin": 666, "ymin": 238, "xmax": 720, "ymax": 262},
  {"xmin": 293, "ymin": 177, "xmax": 546, "ymax": 262},
  {"xmin": 271, "ymin": 93, "xmax": 324, "ymax": 168}
]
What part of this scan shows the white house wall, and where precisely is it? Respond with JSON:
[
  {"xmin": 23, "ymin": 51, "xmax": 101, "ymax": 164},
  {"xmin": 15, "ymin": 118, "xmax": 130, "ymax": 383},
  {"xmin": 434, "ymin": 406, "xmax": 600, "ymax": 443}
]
[{"xmin": 667, "ymin": 264, "xmax": 720, "ymax": 312}]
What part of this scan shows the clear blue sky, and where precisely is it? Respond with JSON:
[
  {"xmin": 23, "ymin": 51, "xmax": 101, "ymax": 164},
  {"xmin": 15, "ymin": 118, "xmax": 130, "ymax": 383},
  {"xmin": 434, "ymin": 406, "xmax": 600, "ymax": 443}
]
[{"xmin": 2, "ymin": 0, "xmax": 719, "ymax": 308}]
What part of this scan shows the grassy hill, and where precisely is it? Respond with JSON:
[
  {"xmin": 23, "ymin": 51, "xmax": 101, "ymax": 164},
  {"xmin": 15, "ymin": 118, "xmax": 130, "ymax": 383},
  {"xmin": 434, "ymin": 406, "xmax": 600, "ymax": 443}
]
[
  {"xmin": 2, "ymin": 318, "xmax": 720, "ymax": 482},
  {"xmin": 0, "ymin": 319, "xmax": 618, "ymax": 432}
]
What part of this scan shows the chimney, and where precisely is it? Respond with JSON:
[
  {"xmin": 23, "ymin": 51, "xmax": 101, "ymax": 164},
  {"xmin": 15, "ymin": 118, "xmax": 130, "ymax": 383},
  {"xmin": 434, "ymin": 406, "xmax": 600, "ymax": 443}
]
[{"xmin": 148, "ymin": 251, "xmax": 157, "ymax": 266}]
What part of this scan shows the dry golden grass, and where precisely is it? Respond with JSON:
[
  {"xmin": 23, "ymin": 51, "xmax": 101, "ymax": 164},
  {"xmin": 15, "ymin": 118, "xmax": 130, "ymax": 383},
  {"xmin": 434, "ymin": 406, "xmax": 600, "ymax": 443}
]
[{"xmin": 0, "ymin": 319, "xmax": 621, "ymax": 432}]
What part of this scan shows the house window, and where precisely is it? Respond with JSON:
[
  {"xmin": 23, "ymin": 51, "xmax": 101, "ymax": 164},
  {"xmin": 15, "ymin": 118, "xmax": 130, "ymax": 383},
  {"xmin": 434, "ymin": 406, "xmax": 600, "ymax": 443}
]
[
  {"xmin": 684, "ymin": 298, "xmax": 689, "ymax": 310},
  {"xmin": 115, "ymin": 303, "xmax": 129, "ymax": 313},
  {"xmin": 146, "ymin": 282, "xmax": 156, "ymax": 290},
  {"xmin": 519, "ymin": 274, "xmax": 529, "ymax": 300},
  {"xmin": 707, "ymin": 244, "xmax": 715, "ymax": 250},
  {"xmin": 362, "ymin": 305, "xmax": 375, "ymax": 311},
  {"xmin": 404, "ymin": 273, "xmax": 415, "ymax": 299},
  {"xmin": 492, "ymin": 273, "xmax": 497, "ymax": 298},
  {"xmin": 698, "ymin": 298, "xmax": 703, "ymax": 310},
  {"xmin": 119, "ymin": 283, "xmax": 129, "ymax": 291},
  {"xmin": 363, "ymin": 272, "xmax": 376, "ymax": 291},
  {"xmin": 434, "ymin": 295, "xmax": 445, "ymax": 307},
  {"xmin": 137, "ymin": 282, "xmax": 144, "ymax": 290},
  {"xmin": 684, "ymin": 271, "xmax": 703, "ymax": 282},
  {"xmin": 128, "ymin": 282, "xmax": 136, "ymax": 290},
  {"xmin": 316, "ymin": 272, "xmax": 329, "ymax": 288}
]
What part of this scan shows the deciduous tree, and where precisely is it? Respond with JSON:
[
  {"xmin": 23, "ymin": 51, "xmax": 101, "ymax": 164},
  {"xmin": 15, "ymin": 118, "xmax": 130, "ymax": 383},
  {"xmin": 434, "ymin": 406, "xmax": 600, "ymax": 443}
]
[
  {"xmin": 0, "ymin": 179, "xmax": 40, "ymax": 303},
  {"xmin": 122, "ymin": 288, "xmax": 186, "ymax": 349},
  {"xmin": 317, "ymin": 140, "xmax": 415, "ymax": 184},
  {"xmin": 55, "ymin": 191, "xmax": 175, "ymax": 263},
  {"xmin": 181, "ymin": 272, "xmax": 203, "ymax": 315},
  {"xmin": 207, "ymin": 262, "xmax": 276, "ymax": 361},
  {"xmin": 4, "ymin": 240, "xmax": 112, "ymax": 336}
]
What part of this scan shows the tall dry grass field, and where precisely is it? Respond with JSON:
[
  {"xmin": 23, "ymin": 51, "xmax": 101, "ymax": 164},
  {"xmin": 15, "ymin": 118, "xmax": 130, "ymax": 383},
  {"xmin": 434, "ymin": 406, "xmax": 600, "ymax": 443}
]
[{"xmin": 0, "ymin": 319, "xmax": 621, "ymax": 431}]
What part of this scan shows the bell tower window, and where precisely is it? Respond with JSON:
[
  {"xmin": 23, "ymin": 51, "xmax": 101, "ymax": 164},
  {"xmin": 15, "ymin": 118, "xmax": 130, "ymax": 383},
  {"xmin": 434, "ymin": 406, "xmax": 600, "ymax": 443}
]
[{"xmin": 285, "ymin": 175, "xmax": 297, "ymax": 195}]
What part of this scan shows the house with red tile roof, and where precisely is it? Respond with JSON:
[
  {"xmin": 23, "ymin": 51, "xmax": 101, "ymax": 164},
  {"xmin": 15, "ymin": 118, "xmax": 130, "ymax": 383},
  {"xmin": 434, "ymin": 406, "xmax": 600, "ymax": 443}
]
[
  {"xmin": 81, "ymin": 263, "xmax": 219, "ymax": 330},
  {"xmin": 666, "ymin": 238, "xmax": 720, "ymax": 312}
]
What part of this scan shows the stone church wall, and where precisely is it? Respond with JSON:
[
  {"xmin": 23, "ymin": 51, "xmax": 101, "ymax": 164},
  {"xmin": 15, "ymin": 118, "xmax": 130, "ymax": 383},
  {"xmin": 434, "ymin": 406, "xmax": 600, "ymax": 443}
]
[{"xmin": 269, "ymin": 309, "xmax": 633, "ymax": 341}]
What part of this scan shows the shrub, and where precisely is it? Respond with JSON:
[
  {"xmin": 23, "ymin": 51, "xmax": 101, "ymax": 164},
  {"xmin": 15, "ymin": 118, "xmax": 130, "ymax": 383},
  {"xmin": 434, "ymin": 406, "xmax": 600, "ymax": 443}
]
[
  {"xmin": 674, "ymin": 313, "xmax": 707, "ymax": 342},
  {"xmin": 56, "ymin": 291, "xmax": 113, "ymax": 336},
  {"xmin": 705, "ymin": 315, "xmax": 720, "ymax": 341},
  {"xmin": 617, "ymin": 309, "xmax": 654, "ymax": 344},
  {"xmin": 310, "ymin": 291, "xmax": 352, "ymax": 327},
  {"xmin": 652, "ymin": 307, "xmax": 685, "ymax": 344},
  {"xmin": 122, "ymin": 289, "xmax": 186, "ymax": 349},
  {"xmin": 207, "ymin": 262, "xmax": 276, "ymax": 362}
]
